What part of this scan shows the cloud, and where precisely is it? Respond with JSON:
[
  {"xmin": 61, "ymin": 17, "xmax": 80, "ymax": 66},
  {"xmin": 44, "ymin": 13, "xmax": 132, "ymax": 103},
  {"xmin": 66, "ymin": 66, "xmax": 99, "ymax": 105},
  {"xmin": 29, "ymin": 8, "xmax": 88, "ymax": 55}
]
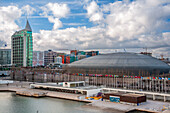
[
  {"xmin": 21, "ymin": 5, "xmax": 36, "ymax": 16},
  {"xmin": 41, "ymin": 2, "xmax": 70, "ymax": 30},
  {"xmin": 0, "ymin": 40, "xmax": 6, "ymax": 47},
  {"xmin": 63, "ymin": 23, "xmax": 85, "ymax": 26},
  {"xmin": 41, "ymin": 3, "xmax": 70, "ymax": 18},
  {"xmin": 0, "ymin": 1, "xmax": 170, "ymax": 58},
  {"xmin": 0, "ymin": 6, "xmax": 21, "ymax": 31},
  {"xmin": 85, "ymin": 1, "xmax": 103, "ymax": 23},
  {"xmin": 33, "ymin": 0, "xmax": 170, "ymax": 57},
  {"xmin": 105, "ymin": 0, "xmax": 170, "ymax": 40},
  {"xmin": 0, "ymin": 5, "xmax": 22, "ymax": 48},
  {"xmin": 33, "ymin": 26, "xmax": 106, "ymax": 51},
  {"xmin": 48, "ymin": 17, "xmax": 62, "ymax": 30}
]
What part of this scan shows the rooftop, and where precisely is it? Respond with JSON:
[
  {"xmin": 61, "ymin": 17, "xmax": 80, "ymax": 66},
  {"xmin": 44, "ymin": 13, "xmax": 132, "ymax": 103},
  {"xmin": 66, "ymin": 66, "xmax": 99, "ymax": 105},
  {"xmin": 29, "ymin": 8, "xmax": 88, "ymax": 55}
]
[
  {"xmin": 31, "ymin": 83, "xmax": 101, "ymax": 91},
  {"xmin": 68, "ymin": 52, "xmax": 170, "ymax": 69},
  {"xmin": 25, "ymin": 20, "xmax": 32, "ymax": 31}
]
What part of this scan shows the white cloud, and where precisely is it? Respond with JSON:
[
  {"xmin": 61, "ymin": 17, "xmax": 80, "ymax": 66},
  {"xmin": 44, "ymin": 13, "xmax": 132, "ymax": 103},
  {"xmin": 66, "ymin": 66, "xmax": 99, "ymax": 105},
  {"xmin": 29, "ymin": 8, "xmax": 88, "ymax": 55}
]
[
  {"xmin": 63, "ymin": 23, "xmax": 85, "ymax": 26},
  {"xmin": 0, "ymin": 6, "xmax": 21, "ymax": 31},
  {"xmin": 105, "ymin": 0, "xmax": 170, "ymax": 41},
  {"xmin": 21, "ymin": 5, "xmax": 36, "ymax": 16},
  {"xmin": 33, "ymin": 0, "xmax": 170, "ymax": 58},
  {"xmin": 48, "ymin": 17, "xmax": 62, "ymax": 30},
  {"xmin": 41, "ymin": 3, "xmax": 70, "ymax": 18},
  {"xmin": 89, "ymin": 12, "xmax": 103, "ymax": 22},
  {"xmin": 41, "ymin": 2, "xmax": 70, "ymax": 30},
  {"xmin": 0, "ymin": 5, "xmax": 22, "ymax": 48},
  {"xmin": 86, "ymin": 1, "xmax": 98, "ymax": 15},
  {"xmin": 0, "ymin": 1, "xmax": 170, "ymax": 58},
  {"xmin": 33, "ymin": 26, "xmax": 106, "ymax": 51},
  {"xmin": 85, "ymin": 1, "xmax": 103, "ymax": 22}
]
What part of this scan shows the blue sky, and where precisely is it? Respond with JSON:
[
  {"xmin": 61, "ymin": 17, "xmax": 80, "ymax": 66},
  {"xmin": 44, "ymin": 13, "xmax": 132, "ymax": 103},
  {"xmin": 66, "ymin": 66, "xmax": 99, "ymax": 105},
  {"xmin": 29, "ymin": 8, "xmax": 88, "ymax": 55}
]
[
  {"xmin": 0, "ymin": 0, "xmax": 137, "ymax": 32},
  {"xmin": 1, "ymin": 0, "xmax": 109, "ymax": 32},
  {"xmin": 0, "ymin": 0, "xmax": 170, "ymax": 58}
]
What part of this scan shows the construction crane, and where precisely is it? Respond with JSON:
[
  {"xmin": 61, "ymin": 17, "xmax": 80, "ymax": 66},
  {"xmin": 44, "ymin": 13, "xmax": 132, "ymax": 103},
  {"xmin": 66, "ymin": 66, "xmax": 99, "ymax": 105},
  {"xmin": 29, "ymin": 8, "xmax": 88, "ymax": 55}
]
[{"xmin": 141, "ymin": 47, "xmax": 152, "ymax": 56}]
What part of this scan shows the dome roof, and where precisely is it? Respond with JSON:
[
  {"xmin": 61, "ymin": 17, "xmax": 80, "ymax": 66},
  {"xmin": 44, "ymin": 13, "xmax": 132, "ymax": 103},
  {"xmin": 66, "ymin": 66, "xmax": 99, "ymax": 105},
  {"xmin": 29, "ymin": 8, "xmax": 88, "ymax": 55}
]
[{"xmin": 68, "ymin": 52, "xmax": 170, "ymax": 73}]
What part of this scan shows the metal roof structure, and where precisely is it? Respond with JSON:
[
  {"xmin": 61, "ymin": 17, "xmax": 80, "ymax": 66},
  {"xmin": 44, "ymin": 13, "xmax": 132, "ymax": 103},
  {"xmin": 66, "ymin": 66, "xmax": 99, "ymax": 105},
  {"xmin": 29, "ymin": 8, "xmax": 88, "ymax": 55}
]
[
  {"xmin": 67, "ymin": 52, "xmax": 170, "ymax": 75},
  {"xmin": 69, "ymin": 52, "xmax": 169, "ymax": 68}
]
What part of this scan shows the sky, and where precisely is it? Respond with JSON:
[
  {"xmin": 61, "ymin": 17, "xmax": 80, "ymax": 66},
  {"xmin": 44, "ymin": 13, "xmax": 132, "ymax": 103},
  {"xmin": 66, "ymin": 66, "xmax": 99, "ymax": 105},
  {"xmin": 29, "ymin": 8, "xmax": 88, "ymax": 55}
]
[{"xmin": 0, "ymin": 0, "xmax": 170, "ymax": 58}]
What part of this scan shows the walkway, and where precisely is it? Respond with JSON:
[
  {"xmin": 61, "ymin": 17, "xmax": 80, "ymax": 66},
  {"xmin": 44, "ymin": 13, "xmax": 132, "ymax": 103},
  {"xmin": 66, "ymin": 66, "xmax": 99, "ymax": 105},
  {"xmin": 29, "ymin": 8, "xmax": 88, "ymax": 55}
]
[{"xmin": 103, "ymin": 88, "xmax": 170, "ymax": 102}]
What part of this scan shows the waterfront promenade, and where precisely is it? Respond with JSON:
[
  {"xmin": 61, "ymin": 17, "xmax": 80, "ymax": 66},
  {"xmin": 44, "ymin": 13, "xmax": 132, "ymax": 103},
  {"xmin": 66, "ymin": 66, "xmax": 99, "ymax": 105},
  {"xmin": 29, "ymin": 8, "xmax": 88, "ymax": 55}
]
[
  {"xmin": 0, "ymin": 81, "xmax": 90, "ymax": 102},
  {"xmin": 103, "ymin": 88, "xmax": 170, "ymax": 102},
  {"xmin": 0, "ymin": 81, "xmax": 170, "ymax": 113},
  {"xmin": 87, "ymin": 100, "xmax": 170, "ymax": 113}
]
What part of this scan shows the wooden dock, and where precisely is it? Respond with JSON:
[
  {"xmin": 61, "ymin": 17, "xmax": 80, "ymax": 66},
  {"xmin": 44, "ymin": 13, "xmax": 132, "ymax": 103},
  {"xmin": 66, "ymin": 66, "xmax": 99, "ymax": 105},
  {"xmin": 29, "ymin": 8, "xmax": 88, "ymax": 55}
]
[{"xmin": 16, "ymin": 90, "xmax": 47, "ymax": 97}]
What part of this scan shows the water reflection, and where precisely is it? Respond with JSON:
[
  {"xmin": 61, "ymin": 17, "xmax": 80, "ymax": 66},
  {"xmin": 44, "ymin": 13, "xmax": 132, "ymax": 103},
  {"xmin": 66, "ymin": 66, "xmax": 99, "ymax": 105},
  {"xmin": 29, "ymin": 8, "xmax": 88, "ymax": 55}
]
[{"xmin": 0, "ymin": 92, "xmax": 124, "ymax": 113}]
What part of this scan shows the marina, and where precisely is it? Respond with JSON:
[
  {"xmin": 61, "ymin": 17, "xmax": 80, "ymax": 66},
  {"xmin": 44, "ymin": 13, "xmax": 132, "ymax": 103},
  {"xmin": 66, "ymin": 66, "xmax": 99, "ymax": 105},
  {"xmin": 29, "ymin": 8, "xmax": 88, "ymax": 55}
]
[{"xmin": 0, "ymin": 81, "xmax": 170, "ymax": 113}]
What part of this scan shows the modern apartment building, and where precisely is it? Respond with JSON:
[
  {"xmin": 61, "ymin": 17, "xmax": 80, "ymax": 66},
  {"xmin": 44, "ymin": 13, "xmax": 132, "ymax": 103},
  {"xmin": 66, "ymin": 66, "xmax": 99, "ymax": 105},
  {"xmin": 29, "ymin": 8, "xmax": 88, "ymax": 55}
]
[
  {"xmin": 44, "ymin": 50, "xmax": 58, "ymax": 66},
  {"xmin": 11, "ymin": 20, "xmax": 33, "ymax": 67},
  {"xmin": 0, "ymin": 49, "xmax": 11, "ymax": 65}
]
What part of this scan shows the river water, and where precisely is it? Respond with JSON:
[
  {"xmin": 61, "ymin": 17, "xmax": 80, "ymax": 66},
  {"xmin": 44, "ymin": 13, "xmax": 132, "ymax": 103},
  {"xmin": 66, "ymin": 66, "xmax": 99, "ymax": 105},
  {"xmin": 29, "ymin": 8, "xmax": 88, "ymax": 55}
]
[{"xmin": 0, "ymin": 92, "xmax": 124, "ymax": 113}]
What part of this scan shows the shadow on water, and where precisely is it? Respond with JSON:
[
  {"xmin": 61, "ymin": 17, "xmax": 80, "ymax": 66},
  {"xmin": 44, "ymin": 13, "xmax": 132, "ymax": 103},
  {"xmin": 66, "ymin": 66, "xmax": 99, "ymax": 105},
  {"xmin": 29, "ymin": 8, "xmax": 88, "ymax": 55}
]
[{"xmin": 0, "ymin": 92, "xmax": 125, "ymax": 113}]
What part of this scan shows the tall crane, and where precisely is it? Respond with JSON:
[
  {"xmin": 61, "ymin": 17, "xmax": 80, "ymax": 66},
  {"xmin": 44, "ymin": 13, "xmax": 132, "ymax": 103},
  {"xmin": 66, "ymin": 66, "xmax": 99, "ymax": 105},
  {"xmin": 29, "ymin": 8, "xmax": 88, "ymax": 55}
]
[{"xmin": 141, "ymin": 47, "xmax": 152, "ymax": 56}]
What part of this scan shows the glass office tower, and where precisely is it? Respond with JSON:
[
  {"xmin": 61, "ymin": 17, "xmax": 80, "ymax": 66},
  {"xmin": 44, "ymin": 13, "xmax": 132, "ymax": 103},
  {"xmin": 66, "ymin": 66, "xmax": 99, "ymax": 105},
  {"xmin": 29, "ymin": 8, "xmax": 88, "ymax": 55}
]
[{"xmin": 11, "ymin": 20, "xmax": 33, "ymax": 67}]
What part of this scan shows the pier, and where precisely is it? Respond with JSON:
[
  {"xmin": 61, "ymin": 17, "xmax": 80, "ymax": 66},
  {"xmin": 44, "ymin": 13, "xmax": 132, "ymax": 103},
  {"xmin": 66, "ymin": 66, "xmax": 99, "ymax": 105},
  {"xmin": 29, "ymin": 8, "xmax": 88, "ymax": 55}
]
[{"xmin": 16, "ymin": 90, "xmax": 47, "ymax": 97}]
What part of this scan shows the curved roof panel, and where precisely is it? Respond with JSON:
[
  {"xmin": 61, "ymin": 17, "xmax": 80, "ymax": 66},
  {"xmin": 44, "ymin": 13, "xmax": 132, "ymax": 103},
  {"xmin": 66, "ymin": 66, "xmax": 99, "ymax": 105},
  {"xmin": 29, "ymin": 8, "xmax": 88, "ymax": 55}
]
[{"xmin": 68, "ymin": 52, "xmax": 170, "ymax": 69}]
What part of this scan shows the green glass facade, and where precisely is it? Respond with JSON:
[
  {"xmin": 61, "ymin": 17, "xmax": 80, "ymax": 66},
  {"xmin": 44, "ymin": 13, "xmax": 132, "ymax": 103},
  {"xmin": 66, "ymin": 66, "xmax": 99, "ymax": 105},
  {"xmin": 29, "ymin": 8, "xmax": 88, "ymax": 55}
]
[
  {"xmin": 11, "ymin": 20, "xmax": 33, "ymax": 67},
  {"xmin": 26, "ymin": 31, "xmax": 33, "ymax": 66}
]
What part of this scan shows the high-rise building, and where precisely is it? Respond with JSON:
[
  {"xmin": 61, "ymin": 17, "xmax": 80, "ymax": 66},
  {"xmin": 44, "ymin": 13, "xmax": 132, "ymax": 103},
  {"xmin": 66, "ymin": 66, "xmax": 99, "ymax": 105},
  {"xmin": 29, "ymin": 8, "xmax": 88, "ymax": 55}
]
[
  {"xmin": 11, "ymin": 20, "xmax": 33, "ymax": 67},
  {"xmin": 0, "ymin": 49, "xmax": 11, "ymax": 65}
]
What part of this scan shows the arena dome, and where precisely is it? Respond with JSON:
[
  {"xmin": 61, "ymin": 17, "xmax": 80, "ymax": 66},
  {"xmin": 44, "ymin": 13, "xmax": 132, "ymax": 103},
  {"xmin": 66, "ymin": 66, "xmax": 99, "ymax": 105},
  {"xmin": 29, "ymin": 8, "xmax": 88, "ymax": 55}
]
[{"xmin": 67, "ymin": 52, "xmax": 170, "ymax": 76}]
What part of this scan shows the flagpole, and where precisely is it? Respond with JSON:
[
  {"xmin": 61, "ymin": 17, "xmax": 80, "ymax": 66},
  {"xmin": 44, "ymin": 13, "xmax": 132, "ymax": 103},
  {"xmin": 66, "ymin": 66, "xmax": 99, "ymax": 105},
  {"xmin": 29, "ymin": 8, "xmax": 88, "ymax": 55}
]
[
  {"xmin": 162, "ymin": 78, "xmax": 163, "ymax": 93},
  {"xmin": 133, "ymin": 76, "xmax": 134, "ymax": 90},
  {"xmin": 156, "ymin": 77, "xmax": 159, "ymax": 92},
  {"xmin": 159, "ymin": 77, "xmax": 160, "ymax": 92},
  {"xmin": 150, "ymin": 76, "xmax": 151, "ymax": 92}
]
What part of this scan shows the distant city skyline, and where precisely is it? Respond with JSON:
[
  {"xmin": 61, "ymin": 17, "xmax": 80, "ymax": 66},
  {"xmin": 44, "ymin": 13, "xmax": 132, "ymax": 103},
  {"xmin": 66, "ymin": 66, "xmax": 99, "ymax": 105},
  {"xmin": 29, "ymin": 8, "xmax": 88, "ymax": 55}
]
[{"xmin": 0, "ymin": 0, "xmax": 170, "ymax": 58}]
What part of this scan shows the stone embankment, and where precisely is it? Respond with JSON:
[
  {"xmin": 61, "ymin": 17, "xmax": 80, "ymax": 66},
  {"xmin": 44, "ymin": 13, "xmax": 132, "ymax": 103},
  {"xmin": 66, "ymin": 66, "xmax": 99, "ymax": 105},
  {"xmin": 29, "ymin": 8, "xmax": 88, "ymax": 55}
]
[{"xmin": 0, "ymin": 82, "xmax": 91, "ymax": 103}]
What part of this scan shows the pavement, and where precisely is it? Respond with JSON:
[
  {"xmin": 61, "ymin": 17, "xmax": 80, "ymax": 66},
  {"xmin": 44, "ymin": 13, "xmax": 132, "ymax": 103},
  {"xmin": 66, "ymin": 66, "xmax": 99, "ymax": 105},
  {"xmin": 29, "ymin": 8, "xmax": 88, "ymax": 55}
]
[
  {"xmin": 89, "ymin": 99, "xmax": 170, "ymax": 113},
  {"xmin": 162, "ymin": 110, "xmax": 170, "ymax": 113},
  {"xmin": 0, "ymin": 81, "xmax": 91, "ymax": 102}
]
